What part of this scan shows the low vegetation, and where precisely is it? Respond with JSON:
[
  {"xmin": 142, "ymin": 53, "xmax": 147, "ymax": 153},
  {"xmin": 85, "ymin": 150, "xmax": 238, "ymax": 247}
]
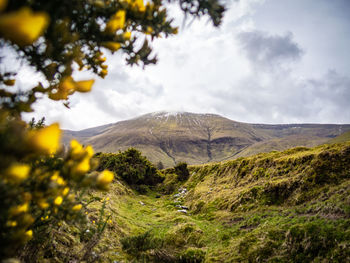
[
  {"xmin": 97, "ymin": 148, "xmax": 164, "ymax": 192},
  {"xmin": 18, "ymin": 141, "xmax": 348, "ymax": 262}
]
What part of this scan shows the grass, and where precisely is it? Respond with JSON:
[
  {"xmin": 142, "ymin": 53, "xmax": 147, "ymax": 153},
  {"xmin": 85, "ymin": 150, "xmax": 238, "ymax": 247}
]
[{"xmin": 50, "ymin": 141, "xmax": 350, "ymax": 262}]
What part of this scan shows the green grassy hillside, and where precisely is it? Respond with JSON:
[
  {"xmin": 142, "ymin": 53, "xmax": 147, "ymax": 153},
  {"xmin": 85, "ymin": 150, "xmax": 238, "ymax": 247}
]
[
  {"xmin": 49, "ymin": 141, "xmax": 350, "ymax": 262},
  {"xmin": 328, "ymin": 130, "xmax": 350, "ymax": 144}
]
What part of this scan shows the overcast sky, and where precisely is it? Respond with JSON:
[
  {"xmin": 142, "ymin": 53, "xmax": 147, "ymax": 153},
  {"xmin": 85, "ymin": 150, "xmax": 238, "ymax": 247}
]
[{"xmin": 21, "ymin": 0, "xmax": 350, "ymax": 130}]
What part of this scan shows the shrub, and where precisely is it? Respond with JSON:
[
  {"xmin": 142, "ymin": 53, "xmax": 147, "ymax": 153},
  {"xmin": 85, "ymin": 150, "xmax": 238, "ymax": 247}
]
[
  {"xmin": 98, "ymin": 148, "xmax": 164, "ymax": 187},
  {"xmin": 0, "ymin": 115, "xmax": 114, "ymax": 261},
  {"xmin": 174, "ymin": 162, "xmax": 190, "ymax": 181}
]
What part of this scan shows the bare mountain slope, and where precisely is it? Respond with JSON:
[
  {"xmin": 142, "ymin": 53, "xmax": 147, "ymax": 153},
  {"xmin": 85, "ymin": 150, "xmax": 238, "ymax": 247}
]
[{"xmin": 63, "ymin": 112, "xmax": 350, "ymax": 167}]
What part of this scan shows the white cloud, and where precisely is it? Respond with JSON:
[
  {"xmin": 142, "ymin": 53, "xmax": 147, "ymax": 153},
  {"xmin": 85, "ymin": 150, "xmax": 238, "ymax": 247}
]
[{"xmin": 21, "ymin": 0, "xmax": 350, "ymax": 129}]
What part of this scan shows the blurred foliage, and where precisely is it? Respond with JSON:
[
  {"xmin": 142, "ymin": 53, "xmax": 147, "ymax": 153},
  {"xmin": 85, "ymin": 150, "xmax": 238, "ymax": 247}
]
[
  {"xmin": 0, "ymin": 111, "xmax": 114, "ymax": 260},
  {"xmin": 97, "ymin": 148, "xmax": 164, "ymax": 188},
  {"xmin": 0, "ymin": 0, "xmax": 225, "ymax": 261},
  {"xmin": 0, "ymin": 0, "xmax": 225, "ymax": 112}
]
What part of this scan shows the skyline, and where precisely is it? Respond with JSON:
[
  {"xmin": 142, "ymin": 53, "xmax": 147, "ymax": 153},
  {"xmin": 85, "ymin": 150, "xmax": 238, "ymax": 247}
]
[{"xmin": 20, "ymin": 0, "xmax": 350, "ymax": 130}]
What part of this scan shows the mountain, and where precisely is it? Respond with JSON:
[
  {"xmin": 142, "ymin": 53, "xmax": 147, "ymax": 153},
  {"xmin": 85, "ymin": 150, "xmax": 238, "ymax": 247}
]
[{"xmin": 63, "ymin": 111, "xmax": 350, "ymax": 167}]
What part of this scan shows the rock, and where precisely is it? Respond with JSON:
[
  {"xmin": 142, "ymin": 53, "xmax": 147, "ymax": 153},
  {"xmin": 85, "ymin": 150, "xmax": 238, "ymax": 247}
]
[
  {"xmin": 139, "ymin": 201, "xmax": 145, "ymax": 206},
  {"xmin": 177, "ymin": 209, "xmax": 188, "ymax": 214},
  {"xmin": 181, "ymin": 206, "xmax": 189, "ymax": 210}
]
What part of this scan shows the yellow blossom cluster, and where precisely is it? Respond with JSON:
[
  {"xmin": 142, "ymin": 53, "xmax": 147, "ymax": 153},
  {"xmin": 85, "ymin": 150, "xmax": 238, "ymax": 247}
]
[
  {"xmin": 27, "ymin": 123, "xmax": 61, "ymax": 155},
  {"xmin": 0, "ymin": 6, "xmax": 49, "ymax": 47},
  {"xmin": 0, "ymin": 115, "xmax": 116, "ymax": 256},
  {"xmin": 49, "ymin": 77, "xmax": 95, "ymax": 101}
]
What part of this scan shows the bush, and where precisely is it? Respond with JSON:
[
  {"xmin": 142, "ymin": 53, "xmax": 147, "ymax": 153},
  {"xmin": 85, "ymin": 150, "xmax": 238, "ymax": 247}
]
[
  {"xmin": 174, "ymin": 162, "xmax": 190, "ymax": 182},
  {"xmin": 0, "ymin": 115, "xmax": 114, "ymax": 261},
  {"xmin": 98, "ymin": 148, "xmax": 164, "ymax": 187}
]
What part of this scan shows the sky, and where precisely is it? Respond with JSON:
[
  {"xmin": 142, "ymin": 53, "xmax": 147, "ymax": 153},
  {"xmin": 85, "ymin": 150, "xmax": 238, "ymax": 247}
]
[{"xmin": 21, "ymin": 0, "xmax": 350, "ymax": 130}]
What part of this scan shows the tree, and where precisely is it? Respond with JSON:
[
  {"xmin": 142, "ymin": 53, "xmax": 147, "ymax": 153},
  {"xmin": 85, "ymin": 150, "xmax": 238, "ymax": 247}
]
[{"xmin": 0, "ymin": 0, "xmax": 225, "ymax": 260}]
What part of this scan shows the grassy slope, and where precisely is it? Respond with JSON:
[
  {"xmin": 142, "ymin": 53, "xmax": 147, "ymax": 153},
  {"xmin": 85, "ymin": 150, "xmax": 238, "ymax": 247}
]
[
  {"xmin": 328, "ymin": 131, "xmax": 350, "ymax": 144},
  {"xmin": 56, "ymin": 142, "xmax": 350, "ymax": 262}
]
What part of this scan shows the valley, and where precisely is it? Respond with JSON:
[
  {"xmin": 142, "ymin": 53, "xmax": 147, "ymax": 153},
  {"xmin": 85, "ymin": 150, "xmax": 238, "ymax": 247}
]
[{"xmin": 60, "ymin": 141, "xmax": 350, "ymax": 262}]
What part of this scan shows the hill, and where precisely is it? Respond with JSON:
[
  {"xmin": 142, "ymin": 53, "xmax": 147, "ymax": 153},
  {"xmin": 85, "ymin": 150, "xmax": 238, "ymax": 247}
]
[
  {"xmin": 63, "ymin": 111, "xmax": 350, "ymax": 167},
  {"xmin": 50, "ymin": 141, "xmax": 350, "ymax": 262},
  {"xmin": 328, "ymin": 130, "xmax": 350, "ymax": 144}
]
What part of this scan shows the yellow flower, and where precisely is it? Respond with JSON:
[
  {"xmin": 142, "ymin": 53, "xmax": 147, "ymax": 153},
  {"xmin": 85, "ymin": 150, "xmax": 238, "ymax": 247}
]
[
  {"xmin": 105, "ymin": 10, "xmax": 126, "ymax": 33},
  {"xmin": 54, "ymin": 196, "xmax": 63, "ymax": 206},
  {"xmin": 62, "ymin": 187, "xmax": 70, "ymax": 196},
  {"xmin": 72, "ymin": 204, "xmax": 82, "ymax": 211},
  {"xmin": 74, "ymin": 157, "xmax": 90, "ymax": 174},
  {"xmin": 28, "ymin": 123, "xmax": 61, "ymax": 155},
  {"xmin": 49, "ymin": 76, "xmax": 75, "ymax": 100},
  {"xmin": 56, "ymin": 177, "xmax": 65, "ymax": 185},
  {"xmin": 37, "ymin": 198, "xmax": 49, "ymax": 209},
  {"xmin": 123, "ymin": 31, "xmax": 131, "ymax": 40},
  {"xmin": 134, "ymin": 0, "xmax": 145, "ymax": 12},
  {"xmin": 10, "ymin": 203, "xmax": 29, "ymax": 215},
  {"xmin": 5, "ymin": 163, "xmax": 30, "ymax": 182},
  {"xmin": 100, "ymin": 69, "xmax": 108, "ymax": 78},
  {"xmin": 0, "ymin": 0, "xmax": 7, "ymax": 12},
  {"xmin": 97, "ymin": 170, "xmax": 114, "ymax": 186},
  {"xmin": 4, "ymin": 79, "xmax": 15, "ymax": 86},
  {"xmin": 24, "ymin": 229, "xmax": 33, "ymax": 240},
  {"xmin": 75, "ymin": 79, "xmax": 95, "ymax": 93},
  {"xmin": 146, "ymin": 26, "xmax": 153, "ymax": 35},
  {"xmin": 86, "ymin": 145, "xmax": 94, "ymax": 157},
  {"xmin": 101, "ymin": 64, "xmax": 108, "ymax": 69},
  {"xmin": 98, "ymin": 56, "xmax": 106, "ymax": 62},
  {"xmin": 51, "ymin": 171, "xmax": 65, "ymax": 185},
  {"xmin": 6, "ymin": 220, "xmax": 17, "ymax": 227},
  {"xmin": 102, "ymin": 41, "xmax": 121, "ymax": 52},
  {"xmin": 0, "ymin": 7, "xmax": 49, "ymax": 46},
  {"xmin": 70, "ymin": 139, "xmax": 84, "ymax": 157},
  {"xmin": 106, "ymin": 197, "xmax": 110, "ymax": 201}
]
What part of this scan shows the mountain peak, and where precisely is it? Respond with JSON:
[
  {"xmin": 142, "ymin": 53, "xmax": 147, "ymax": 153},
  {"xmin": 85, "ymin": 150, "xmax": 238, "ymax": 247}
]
[{"xmin": 139, "ymin": 111, "xmax": 223, "ymax": 120}]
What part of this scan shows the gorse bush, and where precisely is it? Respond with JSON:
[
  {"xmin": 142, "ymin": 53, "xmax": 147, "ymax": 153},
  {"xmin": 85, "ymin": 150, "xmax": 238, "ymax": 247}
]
[
  {"xmin": 0, "ymin": 0, "xmax": 224, "ymax": 261},
  {"xmin": 0, "ymin": 113, "xmax": 114, "ymax": 260},
  {"xmin": 98, "ymin": 148, "xmax": 164, "ymax": 187}
]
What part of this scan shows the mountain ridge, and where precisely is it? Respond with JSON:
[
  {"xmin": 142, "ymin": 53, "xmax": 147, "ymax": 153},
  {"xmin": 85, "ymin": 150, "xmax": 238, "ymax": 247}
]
[{"xmin": 63, "ymin": 111, "xmax": 350, "ymax": 167}]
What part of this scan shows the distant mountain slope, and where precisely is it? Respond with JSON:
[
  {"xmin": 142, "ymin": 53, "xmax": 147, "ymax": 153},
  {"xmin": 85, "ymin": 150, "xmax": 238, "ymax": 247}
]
[
  {"xmin": 63, "ymin": 112, "xmax": 350, "ymax": 167},
  {"xmin": 327, "ymin": 130, "xmax": 350, "ymax": 144}
]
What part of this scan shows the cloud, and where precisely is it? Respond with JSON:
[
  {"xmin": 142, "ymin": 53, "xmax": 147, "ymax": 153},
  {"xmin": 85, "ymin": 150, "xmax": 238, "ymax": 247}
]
[
  {"xmin": 20, "ymin": 0, "xmax": 350, "ymax": 129},
  {"xmin": 207, "ymin": 69, "xmax": 350, "ymax": 124},
  {"xmin": 238, "ymin": 30, "xmax": 303, "ymax": 71}
]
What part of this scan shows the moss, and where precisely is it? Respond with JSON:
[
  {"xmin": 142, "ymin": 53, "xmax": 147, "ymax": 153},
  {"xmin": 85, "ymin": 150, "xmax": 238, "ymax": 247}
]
[{"xmin": 178, "ymin": 247, "xmax": 206, "ymax": 263}]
